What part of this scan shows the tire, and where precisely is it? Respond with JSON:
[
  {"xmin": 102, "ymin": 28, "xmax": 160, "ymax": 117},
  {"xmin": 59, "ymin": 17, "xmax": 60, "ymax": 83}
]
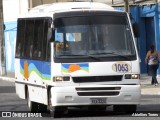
[
  {"xmin": 113, "ymin": 105, "xmax": 137, "ymax": 114},
  {"xmin": 38, "ymin": 103, "xmax": 47, "ymax": 113},
  {"xmin": 88, "ymin": 105, "xmax": 106, "ymax": 112},
  {"xmin": 54, "ymin": 106, "xmax": 68, "ymax": 118},
  {"xmin": 125, "ymin": 105, "xmax": 137, "ymax": 114}
]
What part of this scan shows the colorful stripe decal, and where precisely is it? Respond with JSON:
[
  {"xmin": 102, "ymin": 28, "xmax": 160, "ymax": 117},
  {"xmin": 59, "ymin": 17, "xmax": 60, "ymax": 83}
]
[
  {"xmin": 20, "ymin": 60, "xmax": 51, "ymax": 80},
  {"xmin": 62, "ymin": 63, "xmax": 89, "ymax": 73}
]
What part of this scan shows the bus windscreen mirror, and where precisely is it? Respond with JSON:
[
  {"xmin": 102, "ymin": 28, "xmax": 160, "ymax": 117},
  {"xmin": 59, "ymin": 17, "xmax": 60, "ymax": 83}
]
[
  {"xmin": 132, "ymin": 23, "xmax": 139, "ymax": 38},
  {"xmin": 47, "ymin": 28, "xmax": 52, "ymax": 41}
]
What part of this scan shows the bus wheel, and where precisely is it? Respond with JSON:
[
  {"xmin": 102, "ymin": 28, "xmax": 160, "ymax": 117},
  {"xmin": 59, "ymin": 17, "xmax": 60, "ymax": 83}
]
[
  {"xmin": 48, "ymin": 91, "xmax": 67, "ymax": 117},
  {"xmin": 88, "ymin": 106, "xmax": 106, "ymax": 111},
  {"xmin": 27, "ymin": 90, "xmax": 38, "ymax": 112},
  {"xmin": 54, "ymin": 106, "xmax": 68, "ymax": 118},
  {"xmin": 38, "ymin": 103, "xmax": 47, "ymax": 113},
  {"xmin": 124, "ymin": 105, "xmax": 137, "ymax": 114},
  {"xmin": 113, "ymin": 105, "xmax": 137, "ymax": 114}
]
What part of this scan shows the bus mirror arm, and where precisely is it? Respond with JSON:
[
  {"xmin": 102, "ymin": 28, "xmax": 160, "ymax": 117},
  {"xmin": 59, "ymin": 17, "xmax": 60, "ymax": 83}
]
[
  {"xmin": 132, "ymin": 22, "xmax": 140, "ymax": 38},
  {"xmin": 130, "ymin": 13, "xmax": 140, "ymax": 38}
]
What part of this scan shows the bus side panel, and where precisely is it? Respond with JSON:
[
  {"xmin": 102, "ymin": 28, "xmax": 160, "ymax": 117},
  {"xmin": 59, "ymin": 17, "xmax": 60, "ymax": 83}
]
[
  {"xmin": 28, "ymin": 85, "xmax": 44, "ymax": 104},
  {"xmin": 15, "ymin": 59, "xmax": 26, "ymax": 99},
  {"xmin": 41, "ymin": 61, "xmax": 51, "ymax": 105},
  {"xmin": 15, "ymin": 59, "xmax": 45, "ymax": 104},
  {"xmin": 22, "ymin": 59, "xmax": 44, "ymax": 104},
  {"xmin": 15, "ymin": 83, "xmax": 26, "ymax": 99}
]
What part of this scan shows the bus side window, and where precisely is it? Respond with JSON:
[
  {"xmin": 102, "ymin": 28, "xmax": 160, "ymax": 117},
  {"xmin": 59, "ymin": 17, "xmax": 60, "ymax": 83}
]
[
  {"xmin": 22, "ymin": 20, "xmax": 34, "ymax": 59},
  {"xmin": 16, "ymin": 19, "xmax": 25, "ymax": 58},
  {"xmin": 16, "ymin": 17, "xmax": 52, "ymax": 61},
  {"xmin": 33, "ymin": 19, "xmax": 44, "ymax": 60},
  {"xmin": 32, "ymin": 46, "xmax": 42, "ymax": 59},
  {"xmin": 16, "ymin": 43, "xmax": 21, "ymax": 57},
  {"xmin": 29, "ymin": 43, "xmax": 33, "ymax": 58},
  {"xmin": 42, "ymin": 18, "xmax": 52, "ymax": 61}
]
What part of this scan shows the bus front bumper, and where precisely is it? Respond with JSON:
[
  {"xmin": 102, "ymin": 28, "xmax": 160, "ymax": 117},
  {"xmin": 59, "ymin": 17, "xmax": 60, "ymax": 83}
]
[{"xmin": 50, "ymin": 85, "xmax": 141, "ymax": 107}]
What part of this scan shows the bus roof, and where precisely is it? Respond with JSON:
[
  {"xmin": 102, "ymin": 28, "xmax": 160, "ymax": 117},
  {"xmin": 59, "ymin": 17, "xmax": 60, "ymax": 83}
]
[{"xmin": 23, "ymin": 2, "xmax": 117, "ymax": 18}]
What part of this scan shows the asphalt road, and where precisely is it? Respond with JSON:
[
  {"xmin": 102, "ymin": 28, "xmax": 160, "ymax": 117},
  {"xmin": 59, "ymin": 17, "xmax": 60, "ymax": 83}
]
[{"xmin": 0, "ymin": 80, "xmax": 160, "ymax": 120}]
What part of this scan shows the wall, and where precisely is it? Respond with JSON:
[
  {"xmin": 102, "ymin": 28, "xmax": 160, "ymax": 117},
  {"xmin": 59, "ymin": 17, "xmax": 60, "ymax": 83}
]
[
  {"xmin": 115, "ymin": 4, "xmax": 160, "ymax": 74},
  {"xmin": 138, "ymin": 4, "xmax": 160, "ymax": 74},
  {"xmin": 3, "ymin": 0, "xmax": 28, "ymax": 75},
  {"xmin": 3, "ymin": 1, "xmax": 160, "ymax": 75},
  {"xmin": 3, "ymin": 0, "xmax": 28, "ymax": 22},
  {"xmin": 4, "ymin": 21, "xmax": 17, "ymax": 73}
]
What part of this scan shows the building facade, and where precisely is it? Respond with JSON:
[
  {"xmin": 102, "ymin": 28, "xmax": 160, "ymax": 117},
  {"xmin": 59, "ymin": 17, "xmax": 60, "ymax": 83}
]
[
  {"xmin": 2, "ymin": 0, "xmax": 160, "ymax": 76},
  {"xmin": 2, "ymin": 0, "xmax": 28, "ymax": 75},
  {"xmin": 115, "ymin": 3, "xmax": 160, "ymax": 75}
]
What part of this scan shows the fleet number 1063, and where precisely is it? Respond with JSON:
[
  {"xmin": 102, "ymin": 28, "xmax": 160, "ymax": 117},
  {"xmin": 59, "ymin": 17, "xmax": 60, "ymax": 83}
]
[{"xmin": 114, "ymin": 63, "xmax": 129, "ymax": 72}]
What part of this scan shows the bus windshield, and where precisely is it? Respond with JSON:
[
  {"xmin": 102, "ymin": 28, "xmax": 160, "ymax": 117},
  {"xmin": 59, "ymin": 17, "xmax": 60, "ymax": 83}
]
[{"xmin": 54, "ymin": 14, "xmax": 136, "ymax": 61}]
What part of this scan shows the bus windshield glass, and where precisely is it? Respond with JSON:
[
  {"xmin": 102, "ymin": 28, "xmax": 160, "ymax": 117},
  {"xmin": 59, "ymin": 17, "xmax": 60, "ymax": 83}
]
[{"xmin": 54, "ymin": 14, "xmax": 136, "ymax": 61}]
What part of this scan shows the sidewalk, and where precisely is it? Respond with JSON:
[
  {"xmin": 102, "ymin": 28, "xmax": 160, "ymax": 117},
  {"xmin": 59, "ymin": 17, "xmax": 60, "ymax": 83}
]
[
  {"xmin": 0, "ymin": 73, "xmax": 160, "ymax": 95},
  {"xmin": 140, "ymin": 75, "xmax": 160, "ymax": 95},
  {"xmin": 0, "ymin": 72, "xmax": 15, "ymax": 82}
]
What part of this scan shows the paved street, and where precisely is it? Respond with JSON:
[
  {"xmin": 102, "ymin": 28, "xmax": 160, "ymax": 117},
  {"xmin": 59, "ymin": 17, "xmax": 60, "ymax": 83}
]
[
  {"xmin": 0, "ymin": 80, "xmax": 29, "ymax": 112},
  {"xmin": 0, "ymin": 78, "xmax": 160, "ymax": 119}
]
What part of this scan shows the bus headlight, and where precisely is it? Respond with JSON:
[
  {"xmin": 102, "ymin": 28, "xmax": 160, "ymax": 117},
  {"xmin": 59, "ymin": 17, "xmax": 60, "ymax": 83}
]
[
  {"xmin": 125, "ymin": 74, "xmax": 140, "ymax": 79},
  {"xmin": 53, "ymin": 76, "xmax": 70, "ymax": 82}
]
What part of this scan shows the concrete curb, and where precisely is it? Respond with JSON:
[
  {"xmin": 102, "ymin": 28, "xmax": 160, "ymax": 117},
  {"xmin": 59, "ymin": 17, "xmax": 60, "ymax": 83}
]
[{"xmin": 0, "ymin": 76, "xmax": 15, "ymax": 82}]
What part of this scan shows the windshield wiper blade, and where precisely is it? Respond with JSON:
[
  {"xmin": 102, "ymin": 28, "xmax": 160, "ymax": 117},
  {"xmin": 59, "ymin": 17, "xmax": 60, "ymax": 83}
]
[
  {"xmin": 91, "ymin": 52, "xmax": 131, "ymax": 61},
  {"xmin": 87, "ymin": 55, "xmax": 101, "ymax": 61},
  {"xmin": 57, "ymin": 54, "xmax": 85, "ymax": 56},
  {"xmin": 56, "ymin": 54, "xmax": 101, "ymax": 61},
  {"xmin": 56, "ymin": 54, "xmax": 87, "ymax": 59}
]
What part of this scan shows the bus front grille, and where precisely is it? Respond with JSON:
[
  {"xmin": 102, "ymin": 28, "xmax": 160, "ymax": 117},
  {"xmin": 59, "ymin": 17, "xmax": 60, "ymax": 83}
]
[
  {"xmin": 72, "ymin": 75, "xmax": 123, "ymax": 83},
  {"xmin": 77, "ymin": 91, "xmax": 120, "ymax": 96},
  {"xmin": 75, "ymin": 87, "xmax": 121, "ymax": 96}
]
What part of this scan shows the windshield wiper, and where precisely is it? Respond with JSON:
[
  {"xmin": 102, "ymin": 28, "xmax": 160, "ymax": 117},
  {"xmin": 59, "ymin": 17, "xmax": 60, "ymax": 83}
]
[
  {"xmin": 56, "ymin": 54, "xmax": 86, "ymax": 58},
  {"xmin": 87, "ymin": 55, "xmax": 101, "ymax": 61},
  {"xmin": 90, "ymin": 52, "xmax": 131, "ymax": 61},
  {"xmin": 56, "ymin": 54, "xmax": 101, "ymax": 61},
  {"xmin": 57, "ymin": 54, "xmax": 84, "ymax": 56}
]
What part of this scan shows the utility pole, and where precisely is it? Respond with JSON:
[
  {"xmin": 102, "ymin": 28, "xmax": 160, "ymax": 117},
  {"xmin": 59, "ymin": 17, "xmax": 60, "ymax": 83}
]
[
  {"xmin": 0, "ymin": 0, "xmax": 6, "ymax": 76},
  {"xmin": 124, "ymin": 0, "xmax": 129, "ymax": 13}
]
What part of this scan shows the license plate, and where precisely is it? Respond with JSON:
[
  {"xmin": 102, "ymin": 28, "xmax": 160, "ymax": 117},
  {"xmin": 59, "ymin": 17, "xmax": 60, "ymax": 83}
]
[{"xmin": 90, "ymin": 98, "xmax": 107, "ymax": 104}]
